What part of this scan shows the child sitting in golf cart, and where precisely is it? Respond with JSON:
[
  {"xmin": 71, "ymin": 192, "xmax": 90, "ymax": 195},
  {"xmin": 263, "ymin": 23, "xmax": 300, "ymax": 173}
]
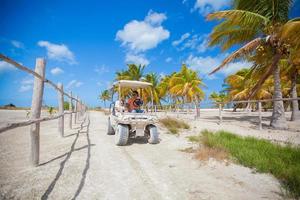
[
  {"xmin": 128, "ymin": 91, "xmax": 143, "ymax": 113},
  {"xmin": 115, "ymin": 98, "xmax": 126, "ymax": 112}
]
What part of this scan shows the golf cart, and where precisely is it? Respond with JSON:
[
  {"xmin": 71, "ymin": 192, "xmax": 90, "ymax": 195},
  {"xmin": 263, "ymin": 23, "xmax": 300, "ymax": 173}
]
[{"xmin": 107, "ymin": 80, "xmax": 159, "ymax": 146}]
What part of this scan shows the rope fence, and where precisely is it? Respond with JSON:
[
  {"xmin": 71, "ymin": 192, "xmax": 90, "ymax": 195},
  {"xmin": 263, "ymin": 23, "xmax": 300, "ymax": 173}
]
[
  {"xmin": 152, "ymin": 97, "xmax": 300, "ymax": 131},
  {"xmin": 0, "ymin": 53, "xmax": 88, "ymax": 166}
]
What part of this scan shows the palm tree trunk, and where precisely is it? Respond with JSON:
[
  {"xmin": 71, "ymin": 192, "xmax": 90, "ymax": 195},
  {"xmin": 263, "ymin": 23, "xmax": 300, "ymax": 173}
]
[
  {"xmin": 245, "ymin": 102, "xmax": 251, "ymax": 112},
  {"xmin": 291, "ymin": 72, "xmax": 300, "ymax": 121},
  {"xmin": 270, "ymin": 56, "xmax": 288, "ymax": 129}
]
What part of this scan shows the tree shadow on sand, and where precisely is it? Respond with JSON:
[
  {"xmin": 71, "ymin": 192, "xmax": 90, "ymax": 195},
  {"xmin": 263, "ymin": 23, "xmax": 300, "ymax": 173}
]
[{"xmin": 41, "ymin": 114, "xmax": 92, "ymax": 200}]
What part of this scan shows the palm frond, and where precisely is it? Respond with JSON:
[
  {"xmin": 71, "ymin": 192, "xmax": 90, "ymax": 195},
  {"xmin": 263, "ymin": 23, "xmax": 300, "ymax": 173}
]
[
  {"xmin": 209, "ymin": 24, "xmax": 259, "ymax": 50},
  {"xmin": 209, "ymin": 38, "xmax": 262, "ymax": 75},
  {"xmin": 233, "ymin": 0, "xmax": 293, "ymax": 22},
  {"xmin": 279, "ymin": 21, "xmax": 300, "ymax": 49},
  {"xmin": 207, "ymin": 10, "xmax": 269, "ymax": 27}
]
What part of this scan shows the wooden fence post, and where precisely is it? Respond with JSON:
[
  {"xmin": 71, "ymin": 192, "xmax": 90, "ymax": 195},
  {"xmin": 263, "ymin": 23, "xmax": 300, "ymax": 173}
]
[
  {"xmin": 69, "ymin": 91, "xmax": 73, "ymax": 129},
  {"xmin": 74, "ymin": 95, "xmax": 78, "ymax": 124},
  {"xmin": 195, "ymin": 102, "xmax": 200, "ymax": 119},
  {"xmin": 258, "ymin": 101, "xmax": 262, "ymax": 130},
  {"xmin": 78, "ymin": 101, "xmax": 81, "ymax": 117},
  {"xmin": 30, "ymin": 58, "xmax": 46, "ymax": 166},
  {"xmin": 219, "ymin": 103, "xmax": 222, "ymax": 124},
  {"xmin": 57, "ymin": 83, "xmax": 64, "ymax": 137},
  {"xmin": 80, "ymin": 101, "xmax": 83, "ymax": 116},
  {"xmin": 76, "ymin": 98, "xmax": 80, "ymax": 121}
]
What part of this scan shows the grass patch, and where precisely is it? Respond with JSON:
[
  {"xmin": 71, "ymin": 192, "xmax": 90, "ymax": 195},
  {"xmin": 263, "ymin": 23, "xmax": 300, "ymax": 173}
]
[
  {"xmin": 194, "ymin": 146, "xmax": 229, "ymax": 162},
  {"xmin": 159, "ymin": 117, "xmax": 190, "ymax": 134},
  {"xmin": 188, "ymin": 129, "xmax": 300, "ymax": 198}
]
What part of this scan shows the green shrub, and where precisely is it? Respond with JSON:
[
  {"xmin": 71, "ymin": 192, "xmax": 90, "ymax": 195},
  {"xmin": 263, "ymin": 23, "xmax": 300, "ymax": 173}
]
[{"xmin": 159, "ymin": 117, "xmax": 190, "ymax": 134}]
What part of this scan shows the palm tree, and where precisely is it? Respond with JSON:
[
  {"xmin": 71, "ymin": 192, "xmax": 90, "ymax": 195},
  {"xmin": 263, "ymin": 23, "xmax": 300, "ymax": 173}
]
[
  {"xmin": 144, "ymin": 73, "xmax": 161, "ymax": 105},
  {"xmin": 207, "ymin": 0, "xmax": 299, "ymax": 129},
  {"xmin": 280, "ymin": 57, "xmax": 300, "ymax": 120},
  {"xmin": 225, "ymin": 68, "xmax": 273, "ymax": 111},
  {"xmin": 115, "ymin": 64, "xmax": 146, "ymax": 99},
  {"xmin": 99, "ymin": 90, "xmax": 111, "ymax": 108},
  {"xmin": 116, "ymin": 64, "xmax": 145, "ymax": 81},
  {"xmin": 225, "ymin": 68, "xmax": 273, "ymax": 101},
  {"xmin": 169, "ymin": 64, "xmax": 205, "ymax": 103},
  {"xmin": 157, "ymin": 73, "xmax": 176, "ymax": 104},
  {"xmin": 209, "ymin": 91, "xmax": 227, "ymax": 108},
  {"xmin": 290, "ymin": 64, "xmax": 300, "ymax": 121}
]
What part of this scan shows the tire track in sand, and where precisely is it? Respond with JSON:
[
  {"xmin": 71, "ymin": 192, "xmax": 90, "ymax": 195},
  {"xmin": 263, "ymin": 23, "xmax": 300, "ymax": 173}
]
[{"xmin": 121, "ymin": 147, "xmax": 162, "ymax": 200}]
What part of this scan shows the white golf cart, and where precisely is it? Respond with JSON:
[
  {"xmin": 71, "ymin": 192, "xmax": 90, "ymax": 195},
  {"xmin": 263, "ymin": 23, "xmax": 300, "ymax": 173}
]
[{"xmin": 107, "ymin": 80, "xmax": 159, "ymax": 146}]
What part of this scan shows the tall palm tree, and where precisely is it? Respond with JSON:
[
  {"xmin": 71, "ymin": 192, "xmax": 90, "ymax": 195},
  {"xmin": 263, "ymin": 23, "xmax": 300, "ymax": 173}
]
[
  {"xmin": 144, "ymin": 73, "xmax": 161, "ymax": 105},
  {"xmin": 115, "ymin": 64, "xmax": 146, "ymax": 99},
  {"xmin": 209, "ymin": 91, "xmax": 228, "ymax": 108},
  {"xmin": 169, "ymin": 64, "xmax": 205, "ymax": 103},
  {"xmin": 225, "ymin": 68, "xmax": 273, "ymax": 101},
  {"xmin": 99, "ymin": 90, "xmax": 110, "ymax": 108},
  {"xmin": 116, "ymin": 64, "xmax": 145, "ymax": 81},
  {"xmin": 157, "ymin": 73, "xmax": 176, "ymax": 104},
  {"xmin": 207, "ymin": 0, "xmax": 299, "ymax": 129},
  {"xmin": 280, "ymin": 57, "xmax": 300, "ymax": 120}
]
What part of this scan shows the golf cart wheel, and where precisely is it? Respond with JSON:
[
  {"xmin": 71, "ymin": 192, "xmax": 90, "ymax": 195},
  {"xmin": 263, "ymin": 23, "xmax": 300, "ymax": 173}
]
[
  {"xmin": 107, "ymin": 117, "xmax": 115, "ymax": 135},
  {"xmin": 115, "ymin": 124, "xmax": 129, "ymax": 146},
  {"xmin": 148, "ymin": 125, "xmax": 159, "ymax": 144}
]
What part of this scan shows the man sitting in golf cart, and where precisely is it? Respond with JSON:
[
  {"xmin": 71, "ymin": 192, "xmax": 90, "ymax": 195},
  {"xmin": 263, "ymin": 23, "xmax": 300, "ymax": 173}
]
[{"xmin": 128, "ymin": 91, "xmax": 144, "ymax": 113}]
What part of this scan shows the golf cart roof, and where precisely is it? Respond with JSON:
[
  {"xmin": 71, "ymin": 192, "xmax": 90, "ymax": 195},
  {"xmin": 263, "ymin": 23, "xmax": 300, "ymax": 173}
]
[{"xmin": 113, "ymin": 80, "xmax": 152, "ymax": 89}]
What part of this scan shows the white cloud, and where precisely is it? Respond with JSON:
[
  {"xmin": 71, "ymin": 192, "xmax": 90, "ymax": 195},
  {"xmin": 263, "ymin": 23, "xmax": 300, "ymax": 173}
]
[
  {"xmin": 66, "ymin": 80, "xmax": 83, "ymax": 89},
  {"xmin": 94, "ymin": 65, "xmax": 109, "ymax": 74},
  {"xmin": 185, "ymin": 54, "xmax": 251, "ymax": 78},
  {"xmin": 222, "ymin": 61, "xmax": 251, "ymax": 75},
  {"xmin": 185, "ymin": 55, "xmax": 219, "ymax": 79},
  {"xmin": 19, "ymin": 85, "xmax": 32, "ymax": 92},
  {"xmin": 172, "ymin": 33, "xmax": 190, "ymax": 46},
  {"xmin": 125, "ymin": 53, "xmax": 149, "ymax": 66},
  {"xmin": 11, "ymin": 40, "xmax": 24, "ymax": 49},
  {"xmin": 19, "ymin": 77, "xmax": 34, "ymax": 92},
  {"xmin": 50, "ymin": 67, "xmax": 64, "ymax": 75},
  {"xmin": 38, "ymin": 41, "xmax": 76, "ymax": 64},
  {"xmin": 193, "ymin": 0, "xmax": 231, "ymax": 16},
  {"xmin": 175, "ymin": 33, "xmax": 210, "ymax": 53},
  {"xmin": 145, "ymin": 10, "xmax": 167, "ymax": 25},
  {"xmin": 116, "ymin": 10, "xmax": 170, "ymax": 52},
  {"xmin": 165, "ymin": 57, "xmax": 172, "ymax": 63},
  {"xmin": 196, "ymin": 38, "xmax": 209, "ymax": 53},
  {"xmin": 0, "ymin": 61, "xmax": 16, "ymax": 72}
]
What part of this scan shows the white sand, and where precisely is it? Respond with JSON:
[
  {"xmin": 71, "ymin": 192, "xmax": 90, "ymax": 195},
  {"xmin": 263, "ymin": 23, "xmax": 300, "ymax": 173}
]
[{"xmin": 0, "ymin": 110, "xmax": 289, "ymax": 199}]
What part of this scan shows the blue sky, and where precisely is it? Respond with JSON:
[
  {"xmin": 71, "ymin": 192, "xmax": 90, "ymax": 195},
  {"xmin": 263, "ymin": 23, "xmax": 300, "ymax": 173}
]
[{"xmin": 0, "ymin": 0, "xmax": 299, "ymax": 107}]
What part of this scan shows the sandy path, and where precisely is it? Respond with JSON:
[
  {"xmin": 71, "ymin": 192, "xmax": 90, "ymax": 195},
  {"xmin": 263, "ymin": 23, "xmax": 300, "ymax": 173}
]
[{"xmin": 0, "ymin": 110, "xmax": 282, "ymax": 199}]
